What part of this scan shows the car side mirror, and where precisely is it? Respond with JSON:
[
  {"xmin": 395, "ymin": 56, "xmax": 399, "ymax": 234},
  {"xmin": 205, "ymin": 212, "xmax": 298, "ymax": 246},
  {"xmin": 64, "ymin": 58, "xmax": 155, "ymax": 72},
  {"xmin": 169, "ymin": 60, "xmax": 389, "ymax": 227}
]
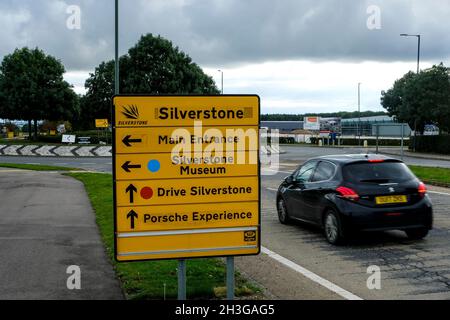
[{"xmin": 284, "ymin": 175, "xmax": 294, "ymax": 184}]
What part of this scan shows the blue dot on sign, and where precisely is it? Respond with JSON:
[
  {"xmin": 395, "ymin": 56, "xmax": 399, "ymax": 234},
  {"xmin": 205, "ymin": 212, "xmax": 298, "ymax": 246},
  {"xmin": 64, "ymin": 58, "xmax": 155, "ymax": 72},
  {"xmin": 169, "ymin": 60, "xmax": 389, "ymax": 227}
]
[{"xmin": 147, "ymin": 160, "xmax": 160, "ymax": 172}]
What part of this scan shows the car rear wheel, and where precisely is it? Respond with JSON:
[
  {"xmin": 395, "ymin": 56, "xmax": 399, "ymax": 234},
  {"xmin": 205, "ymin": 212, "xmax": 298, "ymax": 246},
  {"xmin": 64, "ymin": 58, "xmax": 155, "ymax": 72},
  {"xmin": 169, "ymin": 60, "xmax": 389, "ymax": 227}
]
[
  {"xmin": 405, "ymin": 228, "xmax": 429, "ymax": 240},
  {"xmin": 324, "ymin": 209, "xmax": 344, "ymax": 245},
  {"xmin": 277, "ymin": 198, "xmax": 291, "ymax": 224}
]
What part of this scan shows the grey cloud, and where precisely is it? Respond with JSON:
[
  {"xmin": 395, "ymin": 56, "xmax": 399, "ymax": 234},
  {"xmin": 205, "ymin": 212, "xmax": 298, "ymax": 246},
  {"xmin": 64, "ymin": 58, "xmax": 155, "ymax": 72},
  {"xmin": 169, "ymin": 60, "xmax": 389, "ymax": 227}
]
[{"xmin": 0, "ymin": 0, "xmax": 449, "ymax": 71}]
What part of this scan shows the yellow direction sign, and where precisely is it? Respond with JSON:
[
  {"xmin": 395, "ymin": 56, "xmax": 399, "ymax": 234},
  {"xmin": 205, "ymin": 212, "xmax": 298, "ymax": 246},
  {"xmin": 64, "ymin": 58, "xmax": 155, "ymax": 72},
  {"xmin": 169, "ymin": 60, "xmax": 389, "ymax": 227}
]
[
  {"xmin": 95, "ymin": 119, "xmax": 109, "ymax": 128},
  {"xmin": 113, "ymin": 95, "xmax": 260, "ymax": 261}
]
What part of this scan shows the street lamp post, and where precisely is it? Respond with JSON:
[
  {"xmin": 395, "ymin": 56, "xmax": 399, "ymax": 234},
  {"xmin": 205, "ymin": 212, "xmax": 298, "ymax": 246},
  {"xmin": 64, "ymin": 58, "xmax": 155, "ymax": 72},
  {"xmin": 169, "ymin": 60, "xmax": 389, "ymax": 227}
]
[
  {"xmin": 218, "ymin": 70, "xmax": 224, "ymax": 94},
  {"xmin": 400, "ymin": 33, "xmax": 421, "ymax": 151},
  {"xmin": 400, "ymin": 34, "xmax": 421, "ymax": 74}
]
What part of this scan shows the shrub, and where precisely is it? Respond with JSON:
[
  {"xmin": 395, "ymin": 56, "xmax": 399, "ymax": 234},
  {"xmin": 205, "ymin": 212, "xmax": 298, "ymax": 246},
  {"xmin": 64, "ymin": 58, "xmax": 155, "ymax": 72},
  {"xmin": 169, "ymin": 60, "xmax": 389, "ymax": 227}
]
[
  {"xmin": 410, "ymin": 135, "xmax": 450, "ymax": 154},
  {"xmin": 279, "ymin": 137, "xmax": 295, "ymax": 144}
]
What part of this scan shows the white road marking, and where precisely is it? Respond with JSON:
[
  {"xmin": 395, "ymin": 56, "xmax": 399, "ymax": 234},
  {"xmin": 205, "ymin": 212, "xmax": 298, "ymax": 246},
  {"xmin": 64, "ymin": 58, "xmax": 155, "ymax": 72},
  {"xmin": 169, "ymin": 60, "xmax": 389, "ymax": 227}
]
[
  {"xmin": 261, "ymin": 246, "xmax": 363, "ymax": 300},
  {"xmin": 263, "ymin": 169, "xmax": 292, "ymax": 174},
  {"xmin": 428, "ymin": 190, "xmax": 450, "ymax": 196},
  {"xmin": 266, "ymin": 187, "xmax": 278, "ymax": 191},
  {"xmin": 69, "ymin": 170, "xmax": 109, "ymax": 174}
]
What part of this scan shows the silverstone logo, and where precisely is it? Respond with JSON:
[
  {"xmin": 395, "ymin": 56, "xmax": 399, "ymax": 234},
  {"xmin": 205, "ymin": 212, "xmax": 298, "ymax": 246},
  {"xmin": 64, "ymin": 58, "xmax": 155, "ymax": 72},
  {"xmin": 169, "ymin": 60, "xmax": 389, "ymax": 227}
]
[
  {"xmin": 122, "ymin": 105, "xmax": 139, "ymax": 119},
  {"xmin": 119, "ymin": 105, "xmax": 148, "ymax": 125}
]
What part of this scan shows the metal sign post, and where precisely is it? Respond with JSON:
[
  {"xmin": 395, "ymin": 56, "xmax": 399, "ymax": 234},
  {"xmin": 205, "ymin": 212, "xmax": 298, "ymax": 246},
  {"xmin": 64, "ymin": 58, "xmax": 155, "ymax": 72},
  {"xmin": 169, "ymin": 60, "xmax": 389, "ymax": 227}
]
[
  {"xmin": 226, "ymin": 256, "xmax": 235, "ymax": 300},
  {"xmin": 178, "ymin": 259, "xmax": 186, "ymax": 300}
]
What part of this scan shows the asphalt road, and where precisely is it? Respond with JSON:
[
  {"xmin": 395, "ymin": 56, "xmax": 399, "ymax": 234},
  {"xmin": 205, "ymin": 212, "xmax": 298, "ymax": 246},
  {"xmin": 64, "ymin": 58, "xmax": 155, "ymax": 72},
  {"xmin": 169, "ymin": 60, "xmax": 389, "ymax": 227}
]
[
  {"xmin": 2, "ymin": 145, "xmax": 450, "ymax": 172},
  {"xmin": 0, "ymin": 168, "xmax": 123, "ymax": 299},
  {"xmin": 279, "ymin": 145, "xmax": 450, "ymax": 168},
  {"xmin": 1, "ymin": 146, "xmax": 450, "ymax": 299}
]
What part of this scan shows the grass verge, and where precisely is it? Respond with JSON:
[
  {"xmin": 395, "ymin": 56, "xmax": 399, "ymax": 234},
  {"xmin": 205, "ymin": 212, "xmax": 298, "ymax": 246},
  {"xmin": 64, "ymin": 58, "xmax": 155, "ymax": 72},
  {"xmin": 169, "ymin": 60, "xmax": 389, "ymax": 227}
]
[
  {"xmin": 409, "ymin": 165, "xmax": 450, "ymax": 186},
  {"xmin": 0, "ymin": 163, "xmax": 78, "ymax": 171},
  {"xmin": 66, "ymin": 172, "xmax": 261, "ymax": 300}
]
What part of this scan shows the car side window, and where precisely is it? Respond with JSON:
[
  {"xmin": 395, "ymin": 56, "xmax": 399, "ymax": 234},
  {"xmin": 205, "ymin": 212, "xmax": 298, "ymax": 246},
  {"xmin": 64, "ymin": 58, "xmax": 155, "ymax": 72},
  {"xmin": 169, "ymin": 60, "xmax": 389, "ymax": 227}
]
[
  {"xmin": 311, "ymin": 161, "xmax": 336, "ymax": 182},
  {"xmin": 294, "ymin": 161, "xmax": 317, "ymax": 182}
]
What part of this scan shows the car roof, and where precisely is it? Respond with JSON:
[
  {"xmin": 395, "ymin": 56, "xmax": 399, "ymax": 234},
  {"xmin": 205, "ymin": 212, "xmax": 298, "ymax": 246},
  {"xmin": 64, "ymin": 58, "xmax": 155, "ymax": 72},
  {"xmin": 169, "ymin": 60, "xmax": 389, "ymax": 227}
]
[{"xmin": 311, "ymin": 154, "xmax": 401, "ymax": 164}]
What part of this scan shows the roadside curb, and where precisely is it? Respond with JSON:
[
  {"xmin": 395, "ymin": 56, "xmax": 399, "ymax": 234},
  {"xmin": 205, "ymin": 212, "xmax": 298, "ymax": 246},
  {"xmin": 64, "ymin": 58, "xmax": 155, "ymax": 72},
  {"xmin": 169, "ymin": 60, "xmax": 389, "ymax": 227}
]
[
  {"xmin": 0, "ymin": 144, "xmax": 112, "ymax": 157},
  {"xmin": 378, "ymin": 150, "xmax": 450, "ymax": 162}
]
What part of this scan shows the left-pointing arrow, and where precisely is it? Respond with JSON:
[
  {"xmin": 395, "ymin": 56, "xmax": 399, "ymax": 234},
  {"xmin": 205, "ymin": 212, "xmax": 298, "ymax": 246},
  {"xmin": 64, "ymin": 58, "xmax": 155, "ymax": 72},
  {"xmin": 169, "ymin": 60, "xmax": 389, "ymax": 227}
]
[
  {"xmin": 122, "ymin": 135, "xmax": 142, "ymax": 147},
  {"xmin": 125, "ymin": 184, "xmax": 138, "ymax": 203},
  {"xmin": 127, "ymin": 210, "xmax": 138, "ymax": 229},
  {"xmin": 121, "ymin": 161, "xmax": 142, "ymax": 172}
]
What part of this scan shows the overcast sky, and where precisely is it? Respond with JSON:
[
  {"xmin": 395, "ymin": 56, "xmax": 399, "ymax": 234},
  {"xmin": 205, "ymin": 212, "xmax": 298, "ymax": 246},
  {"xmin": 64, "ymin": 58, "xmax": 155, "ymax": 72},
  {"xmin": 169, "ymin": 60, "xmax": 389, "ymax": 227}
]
[{"xmin": 1, "ymin": 0, "xmax": 449, "ymax": 114}]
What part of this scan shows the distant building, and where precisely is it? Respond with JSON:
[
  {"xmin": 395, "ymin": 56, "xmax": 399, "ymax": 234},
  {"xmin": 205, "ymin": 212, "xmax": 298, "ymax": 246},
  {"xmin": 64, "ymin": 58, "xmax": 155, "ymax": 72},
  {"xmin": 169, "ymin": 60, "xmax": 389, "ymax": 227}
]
[
  {"xmin": 261, "ymin": 115, "xmax": 397, "ymax": 136},
  {"xmin": 341, "ymin": 115, "xmax": 395, "ymax": 136},
  {"xmin": 261, "ymin": 121, "xmax": 303, "ymax": 133}
]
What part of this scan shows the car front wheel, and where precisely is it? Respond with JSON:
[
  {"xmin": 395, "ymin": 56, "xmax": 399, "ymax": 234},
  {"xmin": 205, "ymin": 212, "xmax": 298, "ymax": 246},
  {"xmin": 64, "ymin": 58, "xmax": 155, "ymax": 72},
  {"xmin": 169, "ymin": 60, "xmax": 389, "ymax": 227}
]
[{"xmin": 277, "ymin": 198, "xmax": 291, "ymax": 224}]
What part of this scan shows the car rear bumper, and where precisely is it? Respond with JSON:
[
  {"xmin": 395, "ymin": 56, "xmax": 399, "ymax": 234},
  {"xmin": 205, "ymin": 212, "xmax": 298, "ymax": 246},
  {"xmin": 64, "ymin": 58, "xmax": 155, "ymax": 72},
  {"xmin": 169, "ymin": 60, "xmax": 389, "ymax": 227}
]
[{"xmin": 338, "ymin": 196, "xmax": 433, "ymax": 232}]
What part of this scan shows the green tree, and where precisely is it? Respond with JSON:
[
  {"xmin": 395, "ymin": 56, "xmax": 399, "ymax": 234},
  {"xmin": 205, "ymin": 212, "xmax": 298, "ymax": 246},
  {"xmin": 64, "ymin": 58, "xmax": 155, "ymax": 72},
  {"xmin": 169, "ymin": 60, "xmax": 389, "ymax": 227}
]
[
  {"xmin": 82, "ymin": 60, "xmax": 115, "ymax": 128},
  {"xmin": 83, "ymin": 34, "xmax": 220, "ymax": 128},
  {"xmin": 381, "ymin": 64, "xmax": 450, "ymax": 133},
  {"xmin": 0, "ymin": 47, "xmax": 78, "ymax": 139}
]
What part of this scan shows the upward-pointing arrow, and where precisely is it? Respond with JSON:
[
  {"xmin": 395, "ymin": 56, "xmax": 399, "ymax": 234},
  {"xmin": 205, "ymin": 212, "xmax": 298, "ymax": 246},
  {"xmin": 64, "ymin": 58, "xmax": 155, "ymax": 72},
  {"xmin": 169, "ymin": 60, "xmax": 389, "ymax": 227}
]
[
  {"xmin": 127, "ymin": 210, "xmax": 138, "ymax": 229},
  {"xmin": 125, "ymin": 184, "xmax": 138, "ymax": 203}
]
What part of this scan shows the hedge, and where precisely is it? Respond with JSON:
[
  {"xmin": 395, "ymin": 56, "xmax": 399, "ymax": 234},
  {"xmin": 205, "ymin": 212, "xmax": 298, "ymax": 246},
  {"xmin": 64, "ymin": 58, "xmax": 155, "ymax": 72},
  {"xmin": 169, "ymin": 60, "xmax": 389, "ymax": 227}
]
[
  {"xmin": 410, "ymin": 135, "xmax": 450, "ymax": 154},
  {"xmin": 279, "ymin": 137, "xmax": 296, "ymax": 144}
]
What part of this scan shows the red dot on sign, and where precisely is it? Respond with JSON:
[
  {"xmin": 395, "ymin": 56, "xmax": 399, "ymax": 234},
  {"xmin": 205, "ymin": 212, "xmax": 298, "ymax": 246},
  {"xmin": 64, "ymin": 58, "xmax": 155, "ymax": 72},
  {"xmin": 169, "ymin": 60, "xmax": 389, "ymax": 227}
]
[{"xmin": 140, "ymin": 187, "xmax": 153, "ymax": 199}]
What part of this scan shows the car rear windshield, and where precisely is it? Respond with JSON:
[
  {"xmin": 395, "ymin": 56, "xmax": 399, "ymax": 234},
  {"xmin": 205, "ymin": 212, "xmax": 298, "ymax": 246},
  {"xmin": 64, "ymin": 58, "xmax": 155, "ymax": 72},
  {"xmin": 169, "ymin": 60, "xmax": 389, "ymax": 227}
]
[{"xmin": 342, "ymin": 161, "xmax": 416, "ymax": 183}]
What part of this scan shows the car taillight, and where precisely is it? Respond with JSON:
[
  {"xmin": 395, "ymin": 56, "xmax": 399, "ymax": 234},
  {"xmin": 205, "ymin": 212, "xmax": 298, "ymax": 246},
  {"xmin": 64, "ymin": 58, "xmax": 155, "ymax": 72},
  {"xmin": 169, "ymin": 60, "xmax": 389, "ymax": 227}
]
[
  {"xmin": 368, "ymin": 159, "xmax": 384, "ymax": 163},
  {"xmin": 336, "ymin": 186, "xmax": 359, "ymax": 201},
  {"xmin": 418, "ymin": 182, "xmax": 427, "ymax": 197}
]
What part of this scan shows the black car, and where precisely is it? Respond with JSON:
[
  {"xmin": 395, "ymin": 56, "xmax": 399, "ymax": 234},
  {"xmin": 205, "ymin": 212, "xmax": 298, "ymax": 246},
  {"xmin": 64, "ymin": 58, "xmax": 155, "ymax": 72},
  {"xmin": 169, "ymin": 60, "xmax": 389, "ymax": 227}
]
[{"xmin": 276, "ymin": 154, "xmax": 433, "ymax": 244}]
